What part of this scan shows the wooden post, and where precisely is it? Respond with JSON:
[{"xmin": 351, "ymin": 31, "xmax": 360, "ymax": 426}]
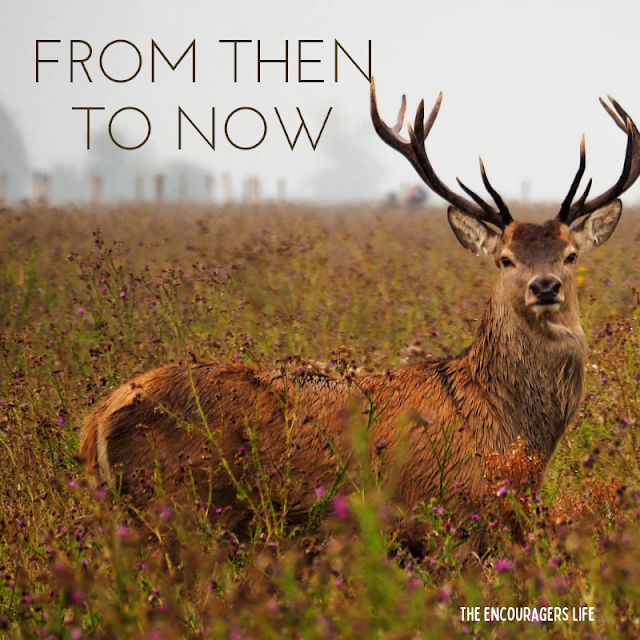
[
  {"xmin": 134, "ymin": 175, "xmax": 143, "ymax": 203},
  {"xmin": 0, "ymin": 174, "xmax": 6, "ymax": 206},
  {"xmin": 42, "ymin": 174, "xmax": 51, "ymax": 206},
  {"xmin": 179, "ymin": 174, "xmax": 187, "ymax": 204},
  {"xmin": 221, "ymin": 174, "xmax": 231, "ymax": 205},
  {"xmin": 91, "ymin": 175, "xmax": 103, "ymax": 206},
  {"xmin": 277, "ymin": 178, "xmax": 286, "ymax": 202},
  {"xmin": 250, "ymin": 177, "xmax": 261, "ymax": 205},
  {"xmin": 205, "ymin": 175, "xmax": 214, "ymax": 204},
  {"xmin": 31, "ymin": 172, "xmax": 41, "ymax": 206},
  {"xmin": 155, "ymin": 174, "xmax": 164, "ymax": 204}
]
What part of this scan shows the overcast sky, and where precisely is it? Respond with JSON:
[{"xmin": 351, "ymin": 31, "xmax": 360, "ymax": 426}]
[{"xmin": 2, "ymin": 0, "xmax": 640, "ymax": 204}]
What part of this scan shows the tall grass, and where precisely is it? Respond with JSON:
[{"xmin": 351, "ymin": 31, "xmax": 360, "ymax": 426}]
[{"xmin": 1, "ymin": 202, "xmax": 640, "ymax": 638}]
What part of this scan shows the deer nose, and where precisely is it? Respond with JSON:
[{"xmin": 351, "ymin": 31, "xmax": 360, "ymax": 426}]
[{"xmin": 529, "ymin": 276, "xmax": 562, "ymax": 304}]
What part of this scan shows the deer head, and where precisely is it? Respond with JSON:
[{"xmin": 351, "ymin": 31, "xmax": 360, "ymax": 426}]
[{"xmin": 371, "ymin": 81, "xmax": 640, "ymax": 329}]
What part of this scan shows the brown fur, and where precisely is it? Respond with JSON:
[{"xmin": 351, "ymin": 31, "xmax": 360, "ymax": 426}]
[{"xmin": 81, "ymin": 220, "xmax": 591, "ymax": 548}]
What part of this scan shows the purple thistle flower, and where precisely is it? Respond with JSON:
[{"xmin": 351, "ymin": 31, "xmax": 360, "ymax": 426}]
[
  {"xmin": 494, "ymin": 557, "xmax": 512, "ymax": 573},
  {"xmin": 77, "ymin": 308, "xmax": 85, "ymax": 315},
  {"xmin": 333, "ymin": 495, "xmax": 349, "ymax": 520}
]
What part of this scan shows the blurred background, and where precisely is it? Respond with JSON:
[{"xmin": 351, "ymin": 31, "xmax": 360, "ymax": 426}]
[{"xmin": 2, "ymin": 0, "xmax": 640, "ymax": 208}]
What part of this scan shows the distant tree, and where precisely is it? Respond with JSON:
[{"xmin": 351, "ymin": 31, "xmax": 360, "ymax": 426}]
[
  {"xmin": 85, "ymin": 132, "xmax": 135, "ymax": 202},
  {"xmin": 0, "ymin": 103, "xmax": 30, "ymax": 201},
  {"xmin": 308, "ymin": 119, "xmax": 385, "ymax": 203},
  {"xmin": 161, "ymin": 160, "xmax": 211, "ymax": 203},
  {"xmin": 49, "ymin": 164, "xmax": 87, "ymax": 205},
  {"xmin": 83, "ymin": 134, "xmax": 211, "ymax": 204}
]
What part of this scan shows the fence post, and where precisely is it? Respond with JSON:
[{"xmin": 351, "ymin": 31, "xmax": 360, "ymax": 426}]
[
  {"xmin": 42, "ymin": 174, "xmax": 51, "ymax": 206},
  {"xmin": 221, "ymin": 174, "xmax": 231, "ymax": 205},
  {"xmin": 179, "ymin": 174, "xmax": 187, "ymax": 204},
  {"xmin": 250, "ymin": 177, "xmax": 261, "ymax": 205},
  {"xmin": 205, "ymin": 175, "xmax": 214, "ymax": 204},
  {"xmin": 155, "ymin": 174, "xmax": 164, "ymax": 204},
  {"xmin": 91, "ymin": 175, "xmax": 103, "ymax": 206},
  {"xmin": 31, "ymin": 172, "xmax": 41, "ymax": 206}
]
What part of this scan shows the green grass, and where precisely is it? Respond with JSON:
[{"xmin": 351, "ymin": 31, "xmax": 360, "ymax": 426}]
[{"xmin": 1, "ymin": 202, "xmax": 640, "ymax": 638}]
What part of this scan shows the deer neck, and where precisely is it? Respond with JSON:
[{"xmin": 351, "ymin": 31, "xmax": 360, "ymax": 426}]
[{"xmin": 464, "ymin": 288, "xmax": 588, "ymax": 460}]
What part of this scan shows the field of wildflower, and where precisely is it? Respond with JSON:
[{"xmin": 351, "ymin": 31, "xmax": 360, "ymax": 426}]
[{"xmin": 1, "ymin": 201, "xmax": 640, "ymax": 638}]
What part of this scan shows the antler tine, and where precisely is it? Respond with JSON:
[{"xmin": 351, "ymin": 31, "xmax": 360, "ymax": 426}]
[
  {"xmin": 371, "ymin": 80, "xmax": 513, "ymax": 231},
  {"xmin": 558, "ymin": 98, "xmax": 640, "ymax": 226},
  {"xmin": 556, "ymin": 134, "xmax": 586, "ymax": 224},
  {"xmin": 423, "ymin": 92, "xmax": 443, "ymax": 138},
  {"xmin": 370, "ymin": 80, "xmax": 442, "ymax": 164},
  {"xmin": 600, "ymin": 97, "xmax": 626, "ymax": 133},
  {"xmin": 370, "ymin": 79, "xmax": 436, "ymax": 188},
  {"xmin": 390, "ymin": 94, "xmax": 407, "ymax": 135},
  {"xmin": 479, "ymin": 158, "xmax": 514, "ymax": 226},
  {"xmin": 370, "ymin": 78, "xmax": 412, "ymax": 155},
  {"xmin": 457, "ymin": 177, "xmax": 497, "ymax": 213},
  {"xmin": 408, "ymin": 97, "xmax": 509, "ymax": 229},
  {"xmin": 573, "ymin": 177, "xmax": 593, "ymax": 212}
]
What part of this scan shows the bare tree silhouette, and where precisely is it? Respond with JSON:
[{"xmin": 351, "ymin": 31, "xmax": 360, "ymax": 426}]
[{"xmin": 0, "ymin": 102, "xmax": 30, "ymax": 201}]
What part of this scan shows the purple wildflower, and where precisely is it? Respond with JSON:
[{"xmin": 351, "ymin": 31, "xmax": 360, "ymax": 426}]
[
  {"xmin": 494, "ymin": 557, "xmax": 512, "ymax": 573},
  {"xmin": 333, "ymin": 495, "xmax": 349, "ymax": 520}
]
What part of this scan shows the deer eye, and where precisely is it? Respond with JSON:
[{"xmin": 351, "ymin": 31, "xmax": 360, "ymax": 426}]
[
  {"xmin": 565, "ymin": 252, "xmax": 578, "ymax": 265},
  {"xmin": 499, "ymin": 256, "xmax": 514, "ymax": 268}
]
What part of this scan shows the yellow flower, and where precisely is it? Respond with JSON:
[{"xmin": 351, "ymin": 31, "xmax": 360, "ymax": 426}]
[{"xmin": 576, "ymin": 275, "xmax": 585, "ymax": 287}]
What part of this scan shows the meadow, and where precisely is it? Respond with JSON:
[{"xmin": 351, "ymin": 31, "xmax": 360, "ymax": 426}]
[{"xmin": 1, "ymin": 201, "xmax": 640, "ymax": 639}]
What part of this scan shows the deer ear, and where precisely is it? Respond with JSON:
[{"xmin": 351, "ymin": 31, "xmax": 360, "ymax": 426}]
[
  {"xmin": 572, "ymin": 200, "xmax": 622, "ymax": 252},
  {"xmin": 447, "ymin": 207, "xmax": 500, "ymax": 256}
]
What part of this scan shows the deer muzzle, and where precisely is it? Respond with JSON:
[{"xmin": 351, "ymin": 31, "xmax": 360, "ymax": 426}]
[{"xmin": 527, "ymin": 275, "xmax": 564, "ymax": 313}]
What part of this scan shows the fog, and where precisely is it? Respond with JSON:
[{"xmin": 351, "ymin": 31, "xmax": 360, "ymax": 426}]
[{"xmin": 2, "ymin": 0, "xmax": 640, "ymax": 205}]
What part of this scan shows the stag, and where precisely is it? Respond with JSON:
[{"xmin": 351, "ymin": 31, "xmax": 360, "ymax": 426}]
[{"xmin": 81, "ymin": 82, "xmax": 640, "ymax": 548}]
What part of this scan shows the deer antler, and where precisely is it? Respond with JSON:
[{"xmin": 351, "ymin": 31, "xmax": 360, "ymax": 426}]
[
  {"xmin": 370, "ymin": 78, "xmax": 514, "ymax": 231},
  {"xmin": 556, "ymin": 97, "xmax": 640, "ymax": 226}
]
